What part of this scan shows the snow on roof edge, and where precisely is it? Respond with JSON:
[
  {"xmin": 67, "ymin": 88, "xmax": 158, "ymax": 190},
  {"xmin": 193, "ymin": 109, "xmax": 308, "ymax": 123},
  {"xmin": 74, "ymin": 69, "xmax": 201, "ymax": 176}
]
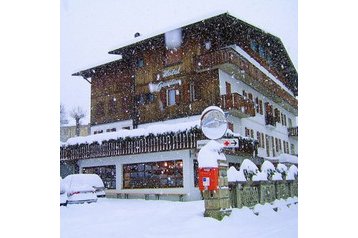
[
  {"xmin": 64, "ymin": 120, "xmax": 201, "ymax": 147},
  {"xmin": 108, "ymin": 10, "xmax": 229, "ymax": 54}
]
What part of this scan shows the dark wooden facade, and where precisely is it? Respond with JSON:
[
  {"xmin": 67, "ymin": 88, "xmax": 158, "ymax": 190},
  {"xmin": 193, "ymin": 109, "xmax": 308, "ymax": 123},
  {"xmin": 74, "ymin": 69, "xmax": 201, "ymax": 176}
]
[{"xmin": 73, "ymin": 13, "xmax": 298, "ymax": 128}]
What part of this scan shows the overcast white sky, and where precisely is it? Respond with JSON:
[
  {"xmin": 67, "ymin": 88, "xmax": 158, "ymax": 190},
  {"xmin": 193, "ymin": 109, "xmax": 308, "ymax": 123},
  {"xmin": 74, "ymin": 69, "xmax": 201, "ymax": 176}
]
[{"xmin": 60, "ymin": 0, "xmax": 297, "ymax": 125}]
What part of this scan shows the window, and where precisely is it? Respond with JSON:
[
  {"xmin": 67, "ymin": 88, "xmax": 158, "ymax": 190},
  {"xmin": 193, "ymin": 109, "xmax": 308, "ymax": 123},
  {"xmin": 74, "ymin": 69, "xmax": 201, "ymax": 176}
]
[
  {"xmin": 204, "ymin": 41, "xmax": 211, "ymax": 50},
  {"xmin": 106, "ymin": 128, "xmax": 116, "ymax": 132},
  {"xmin": 242, "ymin": 90, "xmax": 247, "ymax": 99},
  {"xmin": 274, "ymin": 108, "xmax": 281, "ymax": 123},
  {"xmin": 258, "ymin": 45, "xmax": 265, "ymax": 58},
  {"xmin": 291, "ymin": 144, "xmax": 296, "ymax": 155},
  {"xmin": 257, "ymin": 132, "xmax": 261, "ymax": 147},
  {"xmin": 123, "ymin": 160, "xmax": 183, "ymax": 189},
  {"xmin": 137, "ymin": 93, "xmax": 155, "ymax": 105},
  {"xmin": 82, "ymin": 165, "xmax": 116, "ymax": 189},
  {"xmin": 281, "ymin": 113, "xmax": 287, "ymax": 126},
  {"xmin": 261, "ymin": 133, "xmax": 265, "ymax": 148},
  {"xmin": 275, "ymin": 138, "xmax": 279, "ymax": 152},
  {"xmin": 248, "ymin": 93, "xmax": 253, "ymax": 101},
  {"xmin": 278, "ymin": 139, "xmax": 282, "ymax": 152},
  {"xmin": 288, "ymin": 118, "xmax": 293, "ymax": 127},
  {"xmin": 136, "ymin": 58, "xmax": 144, "ymax": 68},
  {"xmin": 167, "ymin": 89, "xmax": 177, "ymax": 106},
  {"xmin": 189, "ymin": 82, "xmax": 196, "ymax": 102},
  {"xmin": 283, "ymin": 141, "xmax": 289, "ymax": 154},
  {"xmin": 250, "ymin": 40, "xmax": 258, "ymax": 52},
  {"xmin": 226, "ymin": 82, "xmax": 231, "ymax": 95},
  {"xmin": 245, "ymin": 127, "xmax": 250, "ymax": 137},
  {"xmin": 193, "ymin": 159, "xmax": 198, "ymax": 187}
]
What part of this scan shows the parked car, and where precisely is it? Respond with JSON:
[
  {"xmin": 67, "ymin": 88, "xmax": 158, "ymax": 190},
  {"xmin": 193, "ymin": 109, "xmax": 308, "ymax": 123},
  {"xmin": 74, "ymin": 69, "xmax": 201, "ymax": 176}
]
[
  {"xmin": 60, "ymin": 177, "xmax": 68, "ymax": 206},
  {"xmin": 82, "ymin": 174, "xmax": 106, "ymax": 197},
  {"xmin": 63, "ymin": 174, "xmax": 98, "ymax": 204}
]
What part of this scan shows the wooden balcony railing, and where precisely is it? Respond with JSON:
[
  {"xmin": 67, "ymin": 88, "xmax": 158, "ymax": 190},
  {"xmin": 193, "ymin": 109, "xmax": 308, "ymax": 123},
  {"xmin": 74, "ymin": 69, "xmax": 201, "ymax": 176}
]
[
  {"xmin": 220, "ymin": 93, "xmax": 256, "ymax": 118},
  {"xmin": 60, "ymin": 128, "xmax": 258, "ymax": 161},
  {"xmin": 288, "ymin": 127, "xmax": 298, "ymax": 137},
  {"xmin": 194, "ymin": 48, "xmax": 298, "ymax": 111}
]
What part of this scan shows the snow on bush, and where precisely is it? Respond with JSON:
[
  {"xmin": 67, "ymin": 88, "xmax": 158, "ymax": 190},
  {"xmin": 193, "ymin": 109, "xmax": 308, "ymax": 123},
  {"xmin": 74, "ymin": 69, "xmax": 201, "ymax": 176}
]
[
  {"xmin": 227, "ymin": 166, "xmax": 246, "ymax": 182},
  {"xmin": 252, "ymin": 171, "xmax": 268, "ymax": 181},
  {"xmin": 286, "ymin": 165, "xmax": 298, "ymax": 180},
  {"xmin": 272, "ymin": 172, "xmax": 283, "ymax": 181},
  {"xmin": 260, "ymin": 160, "xmax": 276, "ymax": 180},
  {"xmin": 276, "ymin": 163, "xmax": 288, "ymax": 178},
  {"xmin": 240, "ymin": 159, "xmax": 259, "ymax": 180},
  {"xmin": 197, "ymin": 140, "xmax": 225, "ymax": 168}
]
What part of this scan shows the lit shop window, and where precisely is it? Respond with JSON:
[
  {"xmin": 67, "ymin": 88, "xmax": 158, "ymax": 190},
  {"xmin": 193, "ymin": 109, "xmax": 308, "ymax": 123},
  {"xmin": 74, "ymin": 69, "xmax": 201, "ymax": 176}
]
[{"xmin": 123, "ymin": 160, "xmax": 183, "ymax": 189}]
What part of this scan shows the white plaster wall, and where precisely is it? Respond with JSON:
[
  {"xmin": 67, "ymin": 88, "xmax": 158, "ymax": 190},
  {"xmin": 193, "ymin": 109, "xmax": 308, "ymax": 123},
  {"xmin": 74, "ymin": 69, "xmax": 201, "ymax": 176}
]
[{"xmin": 219, "ymin": 69, "xmax": 298, "ymax": 158}]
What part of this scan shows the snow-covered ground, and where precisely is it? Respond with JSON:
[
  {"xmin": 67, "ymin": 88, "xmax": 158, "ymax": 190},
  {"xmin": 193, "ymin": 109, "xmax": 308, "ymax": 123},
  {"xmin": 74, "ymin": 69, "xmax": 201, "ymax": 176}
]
[{"xmin": 61, "ymin": 197, "xmax": 297, "ymax": 238}]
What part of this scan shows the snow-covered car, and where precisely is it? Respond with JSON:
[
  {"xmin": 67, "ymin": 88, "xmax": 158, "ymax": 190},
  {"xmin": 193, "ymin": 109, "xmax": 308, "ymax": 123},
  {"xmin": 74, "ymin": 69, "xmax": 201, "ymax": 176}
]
[
  {"xmin": 60, "ymin": 177, "xmax": 68, "ymax": 206},
  {"xmin": 81, "ymin": 174, "xmax": 106, "ymax": 197},
  {"xmin": 63, "ymin": 174, "xmax": 98, "ymax": 204}
]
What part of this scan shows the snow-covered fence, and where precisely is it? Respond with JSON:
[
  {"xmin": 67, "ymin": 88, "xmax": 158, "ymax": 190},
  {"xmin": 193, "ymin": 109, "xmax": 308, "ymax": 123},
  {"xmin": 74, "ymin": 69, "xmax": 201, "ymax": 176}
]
[{"xmin": 228, "ymin": 161, "xmax": 298, "ymax": 208}]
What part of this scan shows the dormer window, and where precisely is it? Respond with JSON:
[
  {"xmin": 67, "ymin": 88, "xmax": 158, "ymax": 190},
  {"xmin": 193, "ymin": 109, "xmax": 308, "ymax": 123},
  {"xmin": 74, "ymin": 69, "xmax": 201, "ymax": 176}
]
[
  {"xmin": 250, "ymin": 40, "xmax": 258, "ymax": 52},
  {"xmin": 204, "ymin": 41, "xmax": 211, "ymax": 50},
  {"xmin": 258, "ymin": 45, "xmax": 265, "ymax": 58}
]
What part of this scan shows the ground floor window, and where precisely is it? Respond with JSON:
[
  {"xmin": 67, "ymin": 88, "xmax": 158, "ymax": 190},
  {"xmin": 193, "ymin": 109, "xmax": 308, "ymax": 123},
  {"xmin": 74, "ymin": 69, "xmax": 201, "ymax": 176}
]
[
  {"xmin": 193, "ymin": 159, "xmax": 198, "ymax": 187},
  {"xmin": 82, "ymin": 165, "xmax": 116, "ymax": 189},
  {"xmin": 123, "ymin": 160, "xmax": 183, "ymax": 189}
]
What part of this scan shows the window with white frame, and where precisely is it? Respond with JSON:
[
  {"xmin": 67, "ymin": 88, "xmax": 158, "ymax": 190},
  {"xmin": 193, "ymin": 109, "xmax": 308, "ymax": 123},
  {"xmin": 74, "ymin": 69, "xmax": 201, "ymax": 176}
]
[{"xmin": 167, "ymin": 89, "xmax": 177, "ymax": 106}]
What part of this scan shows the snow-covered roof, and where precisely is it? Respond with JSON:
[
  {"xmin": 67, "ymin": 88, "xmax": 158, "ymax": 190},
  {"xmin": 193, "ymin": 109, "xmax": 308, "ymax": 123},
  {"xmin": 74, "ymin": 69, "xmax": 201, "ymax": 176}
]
[
  {"xmin": 108, "ymin": 11, "xmax": 284, "ymax": 55},
  {"xmin": 108, "ymin": 11, "xmax": 226, "ymax": 54},
  {"xmin": 64, "ymin": 120, "xmax": 200, "ymax": 146}
]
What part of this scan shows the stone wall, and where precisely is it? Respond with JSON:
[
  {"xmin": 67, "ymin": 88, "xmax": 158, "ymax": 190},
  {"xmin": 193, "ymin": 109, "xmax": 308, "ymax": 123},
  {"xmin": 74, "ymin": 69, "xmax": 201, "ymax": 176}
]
[{"xmin": 229, "ymin": 179, "xmax": 298, "ymax": 208}]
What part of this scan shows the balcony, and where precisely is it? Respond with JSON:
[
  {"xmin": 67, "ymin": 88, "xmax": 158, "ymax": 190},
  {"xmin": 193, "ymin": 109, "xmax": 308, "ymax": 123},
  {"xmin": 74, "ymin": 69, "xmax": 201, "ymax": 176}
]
[
  {"xmin": 288, "ymin": 127, "xmax": 298, "ymax": 138},
  {"xmin": 60, "ymin": 128, "xmax": 257, "ymax": 161},
  {"xmin": 220, "ymin": 93, "xmax": 256, "ymax": 118},
  {"xmin": 194, "ymin": 48, "xmax": 298, "ymax": 115},
  {"xmin": 265, "ymin": 114, "xmax": 276, "ymax": 128}
]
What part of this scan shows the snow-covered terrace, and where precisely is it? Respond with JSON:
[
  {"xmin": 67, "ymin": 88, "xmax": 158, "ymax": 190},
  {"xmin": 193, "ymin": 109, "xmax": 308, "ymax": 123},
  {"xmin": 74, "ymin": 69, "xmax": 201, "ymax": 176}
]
[
  {"xmin": 64, "ymin": 120, "xmax": 200, "ymax": 146},
  {"xmin": 60, "ymin": 120, "xmax": 257, "ymax": 161}
]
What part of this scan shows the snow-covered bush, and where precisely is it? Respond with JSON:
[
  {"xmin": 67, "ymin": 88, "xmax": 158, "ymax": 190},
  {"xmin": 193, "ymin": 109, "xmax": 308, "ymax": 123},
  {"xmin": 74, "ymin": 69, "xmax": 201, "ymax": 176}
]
[
  {"xmin": 227, "ymin": 166, "xmax": 246, "ymax": 182},
  {"xmin": 252, "ymin": 171, "xmax": 268, "ymax": 181},
  {"xmin": 276, "ymin": 163, "xmax": 288, "ymax": 179},
  {"xmin": 286, "ymin": 165, "xmax": 298, "ymax": 180},
  {"xmin": 260, "ymin": 160, "xmax": 276, "ymax": 180},
  {"xmin": 240, "ymin": 159, "xmax": 259, "ymax": 181}
]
